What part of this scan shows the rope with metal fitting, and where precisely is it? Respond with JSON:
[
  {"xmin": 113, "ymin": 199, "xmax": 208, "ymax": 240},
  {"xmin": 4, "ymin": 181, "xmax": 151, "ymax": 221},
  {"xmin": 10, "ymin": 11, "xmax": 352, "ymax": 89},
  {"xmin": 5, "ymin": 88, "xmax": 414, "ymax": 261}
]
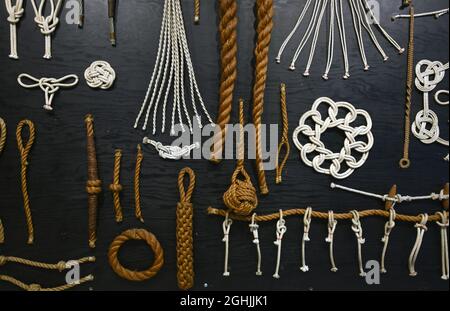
[
  {"xmin": 108, "ymin": 228, "xmax": 164, "ymax": 281},
  {"xmin": 134, "ymin": 144, "xmax": 145, "ymax": 222},
  {"xmin": 109, "ymin": 149, "xmax": 123, "ymax": 223},
  {"xmin": 5, "ymin": 0, "xmax": 24, "ymax": 59},
  {"xmin": 408, "ymin": 213, "xmax": 428, "ymax": 276},
  {"xmin": 275, "ymin": 83, "xmax": 290, "ymax": 184},
  {"xmin": 176, "ymin": 167, "xmax": 196, "ymax": 290},
  {"xmin": 194, "ymin": 0, "xmax": 200, "ymax": 24},
  {"xmin": 16, "ymin": 120, "xmax": 36, "ymax": 245},
  {"xmin": 223, "ymin": 99, "xmax": 258, "ymax": 216},
  {"xmin": 436, "ymin": 211, "xmax": 449, "ymax": 280}
]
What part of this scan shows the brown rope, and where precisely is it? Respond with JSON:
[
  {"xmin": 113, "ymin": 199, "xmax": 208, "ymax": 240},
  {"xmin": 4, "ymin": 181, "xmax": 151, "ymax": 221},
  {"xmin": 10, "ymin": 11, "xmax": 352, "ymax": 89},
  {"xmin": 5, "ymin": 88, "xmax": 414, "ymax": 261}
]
[
  {"xmin": 0, "ymin": 117, "xmax": 6, "ymax": 156},
  {"xmin": 223, "ymin": 99, "xmax": 258, "ymax": 216},
  {"xmin": 443, "ymin": 183, "xmax": 449, "ymax": 210},
  {"xmin": 134, "ymin": 144, "xmax": 145, "ymax": 222},
  {"xmin": 400, "ymin": 6, "xmax": 415, "ymax": 169},
  {"xmin": 109, "ymin": 149, "xmax": 123, "ymax": 223},
  {"xmin": 252, "ymin": 0, "xmax": 273, "ymax": 195},
  {"xmin": 108, "ymin": 228, "xmax": 164, "ymax": 281},
  {"xmin": 275, "ymin": 83, "xmax": 290, "ymax": 184},
  {"xmin": 0, "ymin": 255, "xmax": 95, "ymax": 271},
  {"xmin": 211, "ymin": 0, "xmax": 238, "ymax": 163},
  {"xmin": 85, "ymin": 114, "xmax": 101, "ymax": 249},
  {"xmin": 0, "ymin": 274, "xmax": 94, "ymax": 291},
  {"xmin": 16, "ymin": 119, "xmax": 35, "ymax": 245},
  {"xmin": 176, "ymin": 167, "xmax": 196, "ymax": 290},
  {"xmin": 194, "ymin": 0, "xmax": 200, "ymax": 24},
  {"xmin": 0, "ymin": 219, "xmax": 4, "ymax": 244}
]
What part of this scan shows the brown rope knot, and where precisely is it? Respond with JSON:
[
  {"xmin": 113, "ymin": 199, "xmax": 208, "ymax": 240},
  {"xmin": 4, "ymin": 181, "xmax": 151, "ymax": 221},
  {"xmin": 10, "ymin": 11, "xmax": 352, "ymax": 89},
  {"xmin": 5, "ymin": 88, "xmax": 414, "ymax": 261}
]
[
  {"xmin": 224, "ymin": 168, "xmax": 258, "ymax": 216},
  {"xmin": 108, "ymin": 184, "xmax": 123, "ymax": 193},
  {"xmin": 0, "ymin": 256, "xmax": 6, "ymax": 266},
  {"xmin": 86, "ymin": 180, "xmax": 102, "ymax": 194}
]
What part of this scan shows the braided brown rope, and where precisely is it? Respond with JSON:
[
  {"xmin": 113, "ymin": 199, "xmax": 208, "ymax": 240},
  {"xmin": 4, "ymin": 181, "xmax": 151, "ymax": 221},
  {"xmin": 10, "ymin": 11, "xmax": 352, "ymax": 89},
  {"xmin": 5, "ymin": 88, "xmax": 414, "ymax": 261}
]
[
  {"xmin": 176, "ymin": 167, "xmax": 196, "ymax": 290},
  {"xmin": 16, "ymin": 120, "xmax": 35, "ymax": 245},
  {"xmin": 252, "ymin": 0, "xmax": 273, "ymax": 195},
  {"xmin": 223, "ymin": 99, "xmax": 258, "ymax": 216},
  {"xmin": 134, "ymin": 144, "xmax": 145, "ymax": 222},
  {"xmin": 0, "ymin": 255, "xmax": 95, "ymax": 271},
  {"xmin": 85, "ymin": 114, "xmax": 101, "ymax": 248},
  {"xmin": 275, "ymin": 83, "xmax": 290, "ymax": 184},
  {"xmin": 194, "ymin": 0, "xmax": 200, "ymax": 24},
  {"xmin": 0, "ymin": 117, "xmax": 6, "ymax": 155},
  {"xmin": 400, "ymin": 6, "xmax": 415, "ymax": 169},
  {"xmin": 0, "ymin": 274, "xmax": 94, "ymax": 291},
  {"xmin": 211, "ymin": 0, "xmax": 238, "ymax": 163},
  {"xmin": 109, "ymin": 149, "xmax": 123, "ymax": 223},
  {"xmin": 108, "ymin": 228, "xmax": 164, "ymax": 281}
]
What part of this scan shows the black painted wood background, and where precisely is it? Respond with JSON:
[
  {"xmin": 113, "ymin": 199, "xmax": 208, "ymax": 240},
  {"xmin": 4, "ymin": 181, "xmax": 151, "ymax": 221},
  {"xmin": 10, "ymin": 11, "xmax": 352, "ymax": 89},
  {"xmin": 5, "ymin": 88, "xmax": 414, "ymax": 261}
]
[{"xmin": 0, "ymin": 0, "xmax": 448, "ymax": 291}]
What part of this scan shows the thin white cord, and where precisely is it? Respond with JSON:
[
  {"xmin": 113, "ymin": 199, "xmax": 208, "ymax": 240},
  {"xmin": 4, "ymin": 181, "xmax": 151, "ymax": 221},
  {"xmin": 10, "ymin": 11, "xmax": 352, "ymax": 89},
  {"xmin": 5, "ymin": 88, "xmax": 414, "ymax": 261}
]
[
  {"xmin": 326, "ymin": 211, "xmax": 338, "ymax": 272},
  {"xmin": 273, "ymin": 210, "xmax": 287, "ymax": 279},
  {"xmin": 408, "ymin": 214, "xmax": 428, "ymax": 277},
  {"xmin": 323, "ymin": 0, "xmax": 336, "ymax": 80},
  {"xmin": 249, "ymin": 214, "xmax": 263, "ymax": 276},
  {"xmin": 335, "ymin": 0, "xmax": 350, "ymax": 79},
  {"xmin": 392, "ymin": 8, "xmax": 449, "ymax": 20},
  {"xmin": 351, "ymin": 210, "xmax": 366, "ymax": 277},
  {"xmin": 349, "ymin": 0, "xmax": 369, "ymax": 70},
  {"xmin": 300, "ymin": 207, "xmax": 312, "ymax": 272},
  {"xmin": 436, "ymin": 212, "xmax": 449, "ymax": 280},
  {"xmin": 380, "ymin": 208, "xmax": 396, "ymax": 273},
  {"xmin": 5, "ymin": 0, "xmax": 24, "ymax": 59},
  {"xmin": 222, "ymin": 212, "xmax": 233, "ymax": 277}
]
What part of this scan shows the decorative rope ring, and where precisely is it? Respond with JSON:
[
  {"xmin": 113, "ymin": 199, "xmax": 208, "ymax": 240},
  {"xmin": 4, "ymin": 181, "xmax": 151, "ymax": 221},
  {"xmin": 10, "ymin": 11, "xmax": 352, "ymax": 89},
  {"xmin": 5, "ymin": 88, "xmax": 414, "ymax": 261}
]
[
  {"xmin": 292, "ymin": 97, "xmax": 374, "ymax": 179},
  {"xmin": 84, "ymin": 61, "xmax": 116, "ymax": 90},
  {"xmin": 108, "ymin": 229, "xmax": 164, "ymax": 281}
]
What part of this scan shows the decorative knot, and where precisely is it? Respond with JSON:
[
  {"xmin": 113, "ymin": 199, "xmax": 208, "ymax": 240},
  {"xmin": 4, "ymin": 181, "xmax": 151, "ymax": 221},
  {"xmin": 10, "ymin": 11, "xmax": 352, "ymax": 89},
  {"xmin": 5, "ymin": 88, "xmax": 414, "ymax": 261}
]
[
  {"xmin": 86, "ymin": 180, "xmax": 102, "ymax": 194},
  {"xmin": 109, "ymin": 184, "xmax": 123, "ymax": 193},
  {"xmin": 223, "ymin": 177, "xmax": 258, "ymax": 216},
  {"xmin": 84, "ymin": 61, "xmax": 116, "ymax": 90},
  {"xmin": 56, "ymin": 261, "xmax": 67, "ymax": 272},
  {"xmin": 143, "ymin": 137, "xmax": 199, "ymax": 160},
  {"xmin": 34, "ymin": 15, "xmax": 59, "ymax": 36},
  {"xmin": 7, "ymin": 5, "xmax": 24, "ymax": 24}
]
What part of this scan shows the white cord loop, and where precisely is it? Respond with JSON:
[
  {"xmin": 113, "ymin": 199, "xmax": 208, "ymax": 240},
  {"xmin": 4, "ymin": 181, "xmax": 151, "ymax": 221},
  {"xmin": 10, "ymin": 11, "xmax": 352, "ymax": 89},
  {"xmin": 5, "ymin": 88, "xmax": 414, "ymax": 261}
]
[
  {"xmin": 436, "ymin": 212, "xmax": 449, "ymax": 280},
  {"xmin": 408, "ymin": 214, "xmax": 428, "ymax": 277},
  {"xmin": 222, "ymin": 212, "xmax": 233, "ymax": 277},
  {"xmin": 392, "ymin": 8, "xmax": 449, "ymax": 20},
  {"xmin": 5, "ymin": 0, "xmax": 24, "ymax": 59},
  {"xmin": 293, "ymin": 97, "xmax": 374, "ymax": 179},
  {"xmin": 84, "ymin": 61, "xmax": 116, "ymax": 90},
  {"xmin": 30, "ymin": 0, "xmax": 64, "ymax": 59},
  {"xmin": 273, "ymin": 210, "xmax": 287, "ymax": 279},
  {"xmin": 351, "ymin": 210, "xmax": 366, "ymax": 277},
  {"xmin": 249, "ymin": 214, "xmax": 262, "ymax": 276},
  {"xmin": 17, "ymin": 73, "xmax": 79, "ymax": 111},
  {"xmin": 142, "ymin": 137, "xmax": 199, "ymax": 160},
  {"xmin": 300, "ymin": 207, "xmax": 312, "ymax": 272},
  {"xmin": 326, "ymin": 211, "xmax": 338, "ymax": 272},
  {"xmin": 381, "ymin": 208, "xmax": 396, "ymax": 273}
]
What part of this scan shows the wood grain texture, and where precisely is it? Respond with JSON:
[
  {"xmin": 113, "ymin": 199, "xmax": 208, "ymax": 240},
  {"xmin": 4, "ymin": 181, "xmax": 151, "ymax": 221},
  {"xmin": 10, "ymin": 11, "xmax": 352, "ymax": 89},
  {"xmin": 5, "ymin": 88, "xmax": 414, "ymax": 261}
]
[{"xmin": 0, "ymin": 0, "xmax": 448, "ymax": 291}]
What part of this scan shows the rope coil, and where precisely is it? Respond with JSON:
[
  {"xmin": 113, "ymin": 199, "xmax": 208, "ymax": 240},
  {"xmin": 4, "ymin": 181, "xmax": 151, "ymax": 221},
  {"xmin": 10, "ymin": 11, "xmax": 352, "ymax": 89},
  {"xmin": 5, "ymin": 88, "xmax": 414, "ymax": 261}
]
[
  {"xmin": 5, "ymin": 0, "xmax": 24, "ymax": 59},
  {"xmin": 109, "ymin": 149, "xmax": 123, "ymax": 223}
]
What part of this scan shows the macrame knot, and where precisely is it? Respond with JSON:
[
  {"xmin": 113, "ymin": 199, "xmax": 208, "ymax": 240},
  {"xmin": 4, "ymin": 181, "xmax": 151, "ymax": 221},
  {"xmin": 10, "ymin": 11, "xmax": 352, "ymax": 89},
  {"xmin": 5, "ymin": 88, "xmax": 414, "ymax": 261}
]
[
  {"xmin": 0, "ymin": 256, "xmax": 6, "ymax": 266},
  {"xmin": 86, "ymin": 180, "xmax": 102, "ymax": 194},
  {"xmin": 28, "ymin": 283, "xmax": 42, "ymax": 291},
  {"xmin": 7, "ymin": 5, "xmax": 24, "ymax": 24},
  {"xmin": 109, "ymin": 184, "xmax": 123, "ymax": 193},
  {"xmin": 84, "ymin": 61, "xmax": 116, "ymax": 90},
  {"xmin": 223, "ymin": 170, "xmax": 258, "ymax": 216},
  {"xmin": 34, "ymin": 15, "xmax": 59, "ymax": 36}
]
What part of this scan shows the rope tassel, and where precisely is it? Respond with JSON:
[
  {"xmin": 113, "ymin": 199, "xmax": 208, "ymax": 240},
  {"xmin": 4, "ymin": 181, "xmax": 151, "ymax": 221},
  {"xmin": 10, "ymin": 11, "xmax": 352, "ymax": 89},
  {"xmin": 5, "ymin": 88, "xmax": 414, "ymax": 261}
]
[
  {"xmin": 436, "ymin": 212, "xmax": 449, "ymax": 280},
  {"xmin": 351, "ymin": 210, "xmax": 366, "ymax": 277},
  {"xmin": 300, "ymin": 207, "xmax": 312, "ymax": 272},
  {"xmin": 273, "ymin": 210, "xmax": 287, "ymax": 279},
  {"xmin": 249, "ymin": 214, "xmax": 263, "ymax": 276},
  {"xmin": 408, "ymin": 214, "xmax": 428, "ymax": 277}
]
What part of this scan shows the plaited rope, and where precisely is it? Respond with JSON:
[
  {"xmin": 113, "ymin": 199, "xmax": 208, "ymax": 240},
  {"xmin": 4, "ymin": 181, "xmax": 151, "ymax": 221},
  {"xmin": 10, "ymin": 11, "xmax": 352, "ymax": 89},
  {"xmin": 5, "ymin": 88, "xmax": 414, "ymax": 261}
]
[
  {"xmin": 223, "ymin": 99, "xmax": 258, "ymax": 216},
  {"xmin": 108, "ymin": 229, "xmax": 164, "ymax": 281},
  {"xmin": 109, "ymin": 149, "xmax": 123, "ymax": 223},
  {"xmin": 275, "ymin": 83, "xmax": 290, "ymax": 184},
  {"xmin": 16, "ymin": 120, "xmax": 36, "ymax": 245},
  {"xmin": 0, "ymin": 274, "xmax": 94, "ymax": 291},
  {"xmin": 194, "ymin": 0, "xmax": 200, "ymax": 24},
  {"xmin": 211, "ymin": 0, "xmax": 238, "ymax": 163},
  {"xmin": 134, "ymin": 144, "xmax": 145, "ymax": 223},
  {"xmin": 252, "ymin": 0, "xmax": 273, "ymax": 195},
  {"xmin": 85, "ymin": 114, "xmax": 101, "ymax": 249},
  {"xmin": 176, "ymin": 167, "xmax": 196, "ymax": 290}
]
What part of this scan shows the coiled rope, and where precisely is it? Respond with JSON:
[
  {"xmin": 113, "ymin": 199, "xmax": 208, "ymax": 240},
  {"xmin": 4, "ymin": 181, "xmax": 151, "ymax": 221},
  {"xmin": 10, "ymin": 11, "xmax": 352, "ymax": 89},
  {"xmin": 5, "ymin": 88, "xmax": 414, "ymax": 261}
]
[{"xmin": 109, "ymin": 149, "xmax": 123, "ymax": 223}]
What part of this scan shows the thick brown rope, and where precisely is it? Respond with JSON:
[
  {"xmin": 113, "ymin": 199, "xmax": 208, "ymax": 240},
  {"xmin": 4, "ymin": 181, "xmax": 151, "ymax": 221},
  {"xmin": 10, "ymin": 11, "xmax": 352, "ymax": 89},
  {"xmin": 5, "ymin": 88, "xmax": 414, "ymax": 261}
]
[
  {"xmin": 211, "ymin": 0, "xmax": 238, "ymax": 163},
  {"xmin": 223, "ymin": 99, "xmax": 258, "ymax": 216},
  {"xmin": 16, "ymin": 120, "xmax": 35, "ymax": 245},
  {"xmin": 400, "ymin": 6, "xmax": 415, "ymax": 169},
  {"xmin": 0, "ymin": 219, "xmax": 4, "ymax": 244},
  {"xmin": 0, "ymin": 274, "xmax": 94, "ymax": 291},
  {"xmin": 0, "ymin": 255, "xmax": 95, "ymax": 271},
  {"xmin": 108, "ymin": 228, "xmax": 164, "ymax": 281},
  {"xmin": 252, "ymin": 0, "xmax": 273, "ymax": 195},
  {"xmin": 134, "ymin": 144, "xmax": 145, "ymax": 223},
  {"xmin": 194, "ymin": 0, "xmax": 200, "ymax": 24},
  {"xmin": 275, "ymin": 83, "xmax": 291, "ymax": 184},
  {"xmin": 176, "ymin": 167, "xmax": 196, "ymax": 290},
  {"xmin": 85, "ymin": 114, "xmax": 101, "ymax": 249},
  {"xmin": 0, "ymin": 117, "xmax": 6, "ymax": 155},
  {"xmin": 109, "ymin": 149, "xmax": 123, "ymax": 223}
]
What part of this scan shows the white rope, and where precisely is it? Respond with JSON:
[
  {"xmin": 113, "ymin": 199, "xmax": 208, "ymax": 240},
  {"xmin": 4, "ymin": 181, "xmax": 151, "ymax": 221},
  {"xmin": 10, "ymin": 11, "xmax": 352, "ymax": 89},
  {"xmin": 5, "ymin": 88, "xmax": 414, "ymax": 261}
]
[
  {"xmin": 84, "ymin": 61, "xmax": 116, "ymax": 90},
  {"xmin": 300, "ymin": 207, "xmax": 312, "ymax": 272},
  {"xmin": 349, "ymin": 0, "xmax": 369, "ymax": 71},
  {"xmin": 5, "ymin": 0, "xmax": 24, "ymax": 59},
  {"xmin": 30, "ymin": 0, "xmax": 63, "ymax": 59},
  {"xmin": 351, "ymin": 210, "xmax": 366, "ymax": 277},
  {"xmin": 273, "ymin": 210, "xmax": 287, "ymax": 279},
  {"xmin": 249, "ymin": 214, "xmax": 262, "ymax": 276},
  {"xmin": 436, "ymin": 212, "xmax": 449, "ymax": 280},
  {"xmin": 222, "ymin": 212, "xmax": 232, "ymax": 277},
  {"xmin": 380, "ymin": 208, "xmax": 396, "ymax": 273},
  {"xmin": 325, "ymin": 211, "xmax": 338, "ymax": 272},
  {"xmin": 408, "ymin": 214, "xmax": 428, "ymax": 277},
  {"xmin": 142, "ymin": 137, "xmax": 199, "ymax": 160},
  {"xmin": 322, "ymin": 0, "xmax": 335, "ymax": 80},
  {"xmin": 392, "ymin": 8, "xmax": 449, "ymax": 20},
  {"xmin": 335, "ymin": 0, "xmax": 349, "ymax": 79},
  {"xmin": 17, "ymin": 73, "xmax": 79, "ymax": 111},
  {"xmin": 293, "ymin": 97, "xmax": 374, "ymax": 179}
]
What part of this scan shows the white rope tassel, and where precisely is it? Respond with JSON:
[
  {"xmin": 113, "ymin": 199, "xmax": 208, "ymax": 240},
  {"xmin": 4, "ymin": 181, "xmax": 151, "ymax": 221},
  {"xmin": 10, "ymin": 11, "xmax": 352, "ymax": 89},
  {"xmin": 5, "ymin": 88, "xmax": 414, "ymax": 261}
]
[
  {"xmin": 30, "ymin": 0, "xmax": 64, "ymax": 59},
  {"xmin": 134, "ymin": 0, "xmax": 214, "ymax": 136},
  {"xmin": 273, "ymin": 210, "xmax": 287, "ymax": 279},
  {"xmin": 249, "ymin": 214, "xmax": 262, "ymax": 276},
  {"xmin": 222, "ymin": 212, "xmax": 233, "ymax": 277},
  {"xmin": 408, "ymin": 214, "xmax": 428, "ymax": 277},
  {"xmin": 17, "ymin": 73, "xmax": 79, "ymax": 111},
  {"xmin": 436, "ymin": 212, "xmax": 449, "ymax": 280},
  {"xmin": 326, "ymin": 211, "xmax": 338, "ymax": 272},
  {"xmin": 300, "ymin": 207, "xmax": 312, "ymax": 272},
  {"xmin": 351, "ymin": 210, "xmax": 366, "ymax": 277},
  {"xmin": 381, "ymin": 208, "xmax": 396, "ymax": 273},
  {"xmin": 5, "ymin": 0, "xmax": 24, "ymax": 59}
]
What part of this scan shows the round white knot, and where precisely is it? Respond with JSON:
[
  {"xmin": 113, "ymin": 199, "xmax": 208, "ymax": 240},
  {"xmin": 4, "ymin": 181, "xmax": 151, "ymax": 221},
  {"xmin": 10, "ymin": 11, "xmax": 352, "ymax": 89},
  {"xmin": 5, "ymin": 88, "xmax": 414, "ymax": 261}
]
[{"xmin": 84, "ymin": 61, "xmax": 116, "ymax": 90}]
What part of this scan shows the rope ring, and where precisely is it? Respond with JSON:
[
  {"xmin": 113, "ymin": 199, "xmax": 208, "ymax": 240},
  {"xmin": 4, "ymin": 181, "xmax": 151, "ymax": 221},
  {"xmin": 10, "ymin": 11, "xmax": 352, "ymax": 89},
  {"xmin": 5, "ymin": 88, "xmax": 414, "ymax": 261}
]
[
  {"xmin": 84, "ymin": 61, "xmax": 116, "ymax": 90},
  {"xmin": 108, "ymin": 229, "xmax": 164, "ymax": 281}
]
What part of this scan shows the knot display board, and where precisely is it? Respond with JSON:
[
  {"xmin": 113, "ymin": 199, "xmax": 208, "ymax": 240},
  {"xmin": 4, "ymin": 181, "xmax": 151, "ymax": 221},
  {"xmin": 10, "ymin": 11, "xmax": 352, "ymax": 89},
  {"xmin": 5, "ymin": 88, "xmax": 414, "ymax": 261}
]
[{"xmin": 0, "ymin": 0, "xmax": 448, "ymax": 291}]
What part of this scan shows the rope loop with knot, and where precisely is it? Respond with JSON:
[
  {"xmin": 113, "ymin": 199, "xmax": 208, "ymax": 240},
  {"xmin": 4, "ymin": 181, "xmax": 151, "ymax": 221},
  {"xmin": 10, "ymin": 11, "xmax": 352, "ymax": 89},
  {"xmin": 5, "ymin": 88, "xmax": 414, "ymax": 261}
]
[
  {"xmin": 408, "ymin": 213, "xmax": 428, "ymax": 276},
  {"xmin": 176, "ymin": 167, "xmax": 196, "ymax": 290},
  {"xmin": 351, "ymin": 210, "xmax": 366, "ymax": 277},
  {"xmin": 300, "ymin": 207, "xmax": 312, "ymax": 272},
  {"xmin": 84, "ymin": 61, "xmax": 116, "ymax": 90},
  {"xmin": 143, "ymin": 137, "xmax": 199, "ymax": 160},
  {"xmin": 5, "ymin": 0, "xmax": 24, "ymax": 59},
  {"xmin": 436, "ymin": 211, "xmax": 449, "ymax": 280}
]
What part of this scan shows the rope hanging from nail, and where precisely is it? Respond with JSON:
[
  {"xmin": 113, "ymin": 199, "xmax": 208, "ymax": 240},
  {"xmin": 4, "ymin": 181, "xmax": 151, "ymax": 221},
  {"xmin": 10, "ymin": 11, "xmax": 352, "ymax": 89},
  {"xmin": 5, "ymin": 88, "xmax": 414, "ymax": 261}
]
[
  {"xmin": 16, "ymin": 120, "xmax": 36, "ymax": 245},
  {"xmin": 300, "ymin": 207, "xmax": 312, "ymax": 272},
  {"xmin": 222, "ymin": 212, "xmax": 233, "ymax": 276},
  {"xmin": 408, "ymin": 213, "xmax": 428, "ymax": 276},
  {"xmin": 109, "ymin": 149, "xmax": 123, "ymax": 223},
  {"xmin": 5, "ymin": 0, "xmax": 24, "ymax": 59},
  {"xmin": 249, "ymin": 213, "xmax": 262, "ymax": 276},
  {"xmin": 273, "ymin": 210, "xmax": 286, "ymax": 279},
  {"xmin": 381, "ymin": 208, "xmax": 396, "ymax": 273},
  {"xmin": 326, "ymin": 211, "xmax": 338, "ymax": 272},
  {"xmin": 275, "ymin": 83, "xmax": 290, "ymax": 184},
  {"xmin": 134, "ymin": 144, "xmax": 145, "ymax": 222},
  {"xmin": 176, "ymin": 167, "xmax": 196, "ymax": 290},
  {"xmin": 351, "ymin": 210, "xmax": 366, "ymax": 277}
]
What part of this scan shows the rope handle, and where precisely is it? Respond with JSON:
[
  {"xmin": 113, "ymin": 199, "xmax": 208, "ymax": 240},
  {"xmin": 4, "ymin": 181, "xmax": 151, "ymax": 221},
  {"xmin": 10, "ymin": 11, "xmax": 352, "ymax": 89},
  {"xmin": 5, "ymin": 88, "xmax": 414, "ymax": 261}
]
[
  {"xmin": 178, "ymin": 167, "xmax": 196, "ymax": 204},
  {"xmin": 16, "ymin": 120, "xmax": 35, "ymax": 160}
]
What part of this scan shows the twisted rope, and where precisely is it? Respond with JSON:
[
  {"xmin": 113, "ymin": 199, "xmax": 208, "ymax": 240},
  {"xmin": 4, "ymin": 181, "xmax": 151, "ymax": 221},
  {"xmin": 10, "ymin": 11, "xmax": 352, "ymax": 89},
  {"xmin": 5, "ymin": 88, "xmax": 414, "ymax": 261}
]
[
  {"xmin": 108, "ymin": 229, "xmax": 164, "ymax": 281},
  {"xmin": 176, "ymin": 167, "xmax": 196, "ymax": 290},
  {"xmin": 109, "ymin": 149, "xmax": 123, "ymax": 223},
  {"xmin": 252, "ymin": 0, "xmax": 273, "ymax": 195},
  {"xmin": 0, "ymin": 255, "xmax": 95, "ymax": 271},
  {"xmin": 0, "ymin": 219, "xmax": 4, "ymax": 244},
  {"xmin": 0, "ymin": 118, "xmax": 6, "ymax": 156},
  {"xmin": 5, "ymin": 0, "xmax": 24, "ymax": 59},
  {"xmin": 0, "ymin": 274, "xmax": 94, "ymax": 291},
  {"xmin": 275, "ymin": 83, "xmax": 290, "ymax": 184},
  {"xmin": 134, "ymin": 144, "xmax": 145, "ymax": 222},
  {"xmin": 16, "ymin": 120, "xmax": 36, "ymax": 245},
  {"xmin": 194, "ymin": 0, "xmax": 200, "ymax": 24}
]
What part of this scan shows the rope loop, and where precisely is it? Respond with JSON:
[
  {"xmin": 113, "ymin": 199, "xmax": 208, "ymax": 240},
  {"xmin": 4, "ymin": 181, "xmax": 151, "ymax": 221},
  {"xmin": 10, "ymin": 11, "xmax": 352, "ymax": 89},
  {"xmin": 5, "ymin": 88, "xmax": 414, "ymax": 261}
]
[{"xmin": 178, "ymin": 167, "xmax": 196, "ymax": 204}]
